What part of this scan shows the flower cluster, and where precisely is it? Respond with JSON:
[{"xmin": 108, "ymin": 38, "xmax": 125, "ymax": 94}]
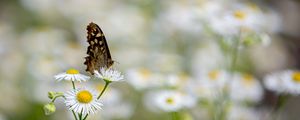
[
  {"xmin": 124, "ymin": 67, "xmax": 268, "ymax": 119},
  {"xmin": 5, "ymin": 0, "xmax": 293, "ymax": 119},
  {"xmin": 44, "ymin": 67, "xmax": 124, "ymax": 119}
]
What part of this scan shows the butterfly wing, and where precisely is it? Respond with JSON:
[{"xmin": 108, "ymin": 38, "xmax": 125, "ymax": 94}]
[{"xmin": 84, "ymin": 22, "xmax": 114, "ymax": 75}]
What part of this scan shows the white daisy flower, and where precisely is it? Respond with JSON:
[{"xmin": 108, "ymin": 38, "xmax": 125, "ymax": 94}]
[
  {"xmin": 126, "ymin": 68, "xmax": 163, "ymax": 90},
  {"xmin": 200, "ymin": 69, "xmax": 230, "ymax": 89},
  {"xmin": 229, "ymin": 73, "xmax": 263, "ymax": 102},
  {"xmin": 264, "ymin": 70, "xmax": 300, "ymax": 95},
  {"xmin": 94, "ymin": 67, "xmax": 124, "ymax": 82},
  {"xmin": 153, "ymin": 90, "xmax": 184, "ymax": 112},
  {"xmin": 208, "ymin": 3, "xmax": 266, "ymax": 36},
  {"xmin": 54, "ymin": 68, "xmax": 90, "ymax": 82},
  {"xmin": 64, "ymin": 88, "xmax": 103, "ymax": 115},
  {"xmin": 186, "ymin": 69, "xmax": 230, "ymax": 100},
  {"xmin": 281, "ymin": 70, "xmax": 300, "ymax": 95}
]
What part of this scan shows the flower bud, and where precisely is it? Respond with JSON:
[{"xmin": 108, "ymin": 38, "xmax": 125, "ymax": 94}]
[
  {"xmin": 48, "ymin": 91, "xmax": 64, "ymax": 100},
  {"xmin": 48, "ymin": 91, "xmax": 55, "ymax": 99},
  {"xmin": 43, "ymin": 103, "xmax": 56, "ymax": 115}
]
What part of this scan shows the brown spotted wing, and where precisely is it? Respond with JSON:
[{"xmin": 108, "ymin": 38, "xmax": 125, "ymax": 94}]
[{"xmin": 84, "ymin": 22, "xmax": 114, "ymax": 75}]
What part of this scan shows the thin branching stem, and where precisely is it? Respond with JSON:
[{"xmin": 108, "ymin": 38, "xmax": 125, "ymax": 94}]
[
  {"xmin": 71, "ymin": 81, "xmax": 79, "ymax": 120},
  {"xmin": 72, "ymin": 81, "xmax": 76, "ymax": 90},
  {"xmin": 72, "ymin": 111, "xmax": 78, "ymax": 120},
  {"xmin": 97, "ymin": 81, "xmax": 111, "ymax": 99},
  {"xmin": 215, "ymin": 30, "xmax": 242, "ymax": 120},
  {"xmin": 82, "ymin": 81, "xmax": 111, "ymax": 120}
]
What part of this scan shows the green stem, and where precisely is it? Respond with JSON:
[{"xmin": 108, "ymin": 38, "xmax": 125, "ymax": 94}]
[
  {"xmin": 72, "ymin": 81, "xmax": 76, "ymax": 90},
  {"xmin": 60, "ymin": 94, "xmax": 78, "ymax": 120},
  {"xmin": 72, "ymin": 111, "xmax": 78, "ymax": 120},
  {"xmin": 265, "ymin": 94, "xmax": 290, "ymax": 120},
  {"xmin": 82, "ymin": 81, "xmax": 111, "ymax": 120},
  {"xmin": 79, "ymin": 109, "xmax": 83, "ymax": 120},
  {"xmin": 82, "ymin": 114, "xmax": 88, "ymax": 120},
  {"xmin": 71, "ymin": 81, "xmax": 79, "ymax": 120},
  {"xmin": 213, "ymin": 93, "xmax": 229, "ymax": 120},
  {"xmin": 49, "ymin": 96, "xmax": 77, "ymax": 120},
  {"xmin": 229, "ymin": 33, "xmax": 241, "ymax": 73},
  {"xmin": 216, "ymin": 31, "xmax": 242, "ymax": 120},
  {"xmin": 51, "ymin": 97, "xmax": 58, "ymax": 103},
  {"xmin": 274, "ymin": 94, "xmax": 289, "ymax": 112},
  {"xmin": 51, "ymin": 94, "xmax": 64, "ymax": 103},
  {"xmin": 171, "ymin": 112, "xmax": 178, "ymax": 120},
  {"xmin": 97, "ymin": 81, "xmax": 111, "ymax": 99}
]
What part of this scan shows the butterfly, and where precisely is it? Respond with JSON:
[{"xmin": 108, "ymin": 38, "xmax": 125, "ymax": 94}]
[{"xmin": 84, "ymin": 22, "xmax": 114, "ymax": 75}]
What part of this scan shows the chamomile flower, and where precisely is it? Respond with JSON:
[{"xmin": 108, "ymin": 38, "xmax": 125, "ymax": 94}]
[
  {"xmin": 186, "ymin": 70, "xmax": 230, "ymax": 100},
  {"xmin": 201, "ymin": 69, "xmax": 230, "ymax": 89},
  {"xmin": 208, "ymin": 3, "xmax": 266, "ymax": 36},
  {"xmin": 264, "ymin": 70, "xmax": 300, "ymax": 95},
  {"xmin": 281, "ymin": 70, "xmax": 300, "ymax": 95},
  {"xmin": 153, "ymin": 90, "xmax": 184, "ymax": 112},
  {"xmin": 94, "ymin": 67, "xmax": 124, "ymax": 82},
  {"xmin": 64, "ymin": 88, "xmax": 102, "ymax": 115},
  {"xmin": 144, "ymin": 90, "xmax": 185, "ymax": 113},
  {"xmin": 54, "ymin": 68, "xmax": 90, "ymax": 82},
  {"xmin": 229, "ymin": 73, "xmax": 263, "ymax": 102},
  {"xmin": 126, "ymin": 68, "xmax": 162, "ymax": 90}
]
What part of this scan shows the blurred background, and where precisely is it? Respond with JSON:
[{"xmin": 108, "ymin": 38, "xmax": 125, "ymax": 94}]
[{"xmin": 0, "ymin": 0, "xmax": 300, "ymax": 120}]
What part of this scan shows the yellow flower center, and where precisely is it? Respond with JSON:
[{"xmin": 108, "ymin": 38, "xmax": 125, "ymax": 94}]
[
  {"xmin": 208, "ymin": 70, "xmax": 219, "ymax": 80},
  {"xmin": 233, "ymin": 10, "xmax": 246, "ymax": 20},
  {"xmin": 242, "ymin": 74, "xmax": 254, "ymax": 86},
  {"xmin": 292, "ymin": 72, "xmax": 300, "ymax": 83},
  {"xmin": 76, "ymin": 90, "xmax": 93, "ymax": 103},
  {"xmin": 166, "ymin": 97, "xmax": 174, "ymax": 105},
  {"xmin": 66, "ymin": 68, "xmax": 79, "ymax": 74},
  {"xmin": 243, "ymin": 74, "xmax": 253, "ymax": 81},
  {"xmin": 139, "ymin": 68, "xmax": 150, "ymax": 79}
]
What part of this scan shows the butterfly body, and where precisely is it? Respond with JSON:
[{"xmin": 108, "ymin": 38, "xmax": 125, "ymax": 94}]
[{"xmin": 84, "ymin": 22, "xmax": 114, "ymax": 75}]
